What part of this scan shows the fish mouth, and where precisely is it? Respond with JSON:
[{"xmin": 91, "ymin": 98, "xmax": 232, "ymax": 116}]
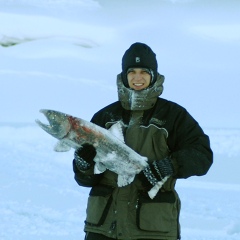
[{"xmin": 36, "ymin": 109, "xmax": 70, "ymax": 139}]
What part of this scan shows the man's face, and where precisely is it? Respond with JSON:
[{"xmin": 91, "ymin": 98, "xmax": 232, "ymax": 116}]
[{"xmin": 127, "ymin": 68, "xmax": 151, "ymax": 90}]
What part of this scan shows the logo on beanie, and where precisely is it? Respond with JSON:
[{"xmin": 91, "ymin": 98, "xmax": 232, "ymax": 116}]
[{"xmin": 135, "ymin": 57, "xmax": 140, "ymax": 63}]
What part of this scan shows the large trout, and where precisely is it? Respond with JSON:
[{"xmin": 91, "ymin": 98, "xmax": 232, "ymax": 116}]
[{"xmin": 36, "ymin": 109, "xmax": 148, "ymax": 188}]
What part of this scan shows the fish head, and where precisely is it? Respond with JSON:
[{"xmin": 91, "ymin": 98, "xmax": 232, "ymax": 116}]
[{"xmin": 36, "ymin": 109, "xmax": 71, "ymax": 139}]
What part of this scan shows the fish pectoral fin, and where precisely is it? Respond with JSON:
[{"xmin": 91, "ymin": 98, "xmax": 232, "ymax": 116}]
[
  {"xmin": 117, "ymin": 174, "xmax": 135, "ymax": 187},
  {"xmin": 94, "ymin": 162, "xmax": 107, "ymax": 174},
  {"xmin": 54, "ymin": 140, "xmax": 71, "ymax": 152}
]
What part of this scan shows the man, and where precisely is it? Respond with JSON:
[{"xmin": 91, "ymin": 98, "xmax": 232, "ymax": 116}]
[{"xmin": 73, "ymin": 42, "xmax": 213, "ymax": 240}]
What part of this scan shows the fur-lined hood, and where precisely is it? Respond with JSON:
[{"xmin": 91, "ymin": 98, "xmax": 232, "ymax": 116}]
[{"xmin": 117, "ymin": 73, "xmax": 165, "ymax": 111}]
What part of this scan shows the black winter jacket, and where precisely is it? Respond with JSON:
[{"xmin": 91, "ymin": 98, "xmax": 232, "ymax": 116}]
[{"xmin": 73, "ymin": 74, "xmax": 213, "ymax": 240}]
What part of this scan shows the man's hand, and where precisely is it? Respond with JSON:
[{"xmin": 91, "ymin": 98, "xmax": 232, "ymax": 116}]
[
  {"xmin": 74, "ymin": 143, "xmax": 97, "ymax": 171},
  {"xmin": 140, "ymin": 157, "xmax": 174, "ymax": 189}
]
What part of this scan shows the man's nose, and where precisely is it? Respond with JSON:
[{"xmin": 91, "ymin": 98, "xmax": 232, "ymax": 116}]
[{"xmin": 135, "ymin": 73, "xmax": 142, "ymax": 80}]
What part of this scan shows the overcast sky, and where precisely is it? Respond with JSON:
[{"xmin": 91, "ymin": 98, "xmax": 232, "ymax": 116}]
[{"xmin": 0, "ymin": 0, "xmax": 239, "ymax": 128}]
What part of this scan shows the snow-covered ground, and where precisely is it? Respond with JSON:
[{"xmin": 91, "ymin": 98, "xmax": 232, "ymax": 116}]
[
  {"xmin": 1, "ymin": 0, "xmax": 240, "ymax": 239},
  {"xmin": 1, "ymin": 125, "xmax": 240, "ymax": 240}
]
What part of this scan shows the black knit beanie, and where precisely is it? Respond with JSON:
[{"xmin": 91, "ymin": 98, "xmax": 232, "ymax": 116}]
[{"xmin": 121, "ymin": 42, "xmax": 158, "ymax": 87}]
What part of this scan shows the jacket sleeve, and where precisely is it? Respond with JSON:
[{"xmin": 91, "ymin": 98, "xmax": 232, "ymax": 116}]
[
  {"xmin": 169, "ymin": 108, "xmax": 213, "ymax": 179},
  {"xmin": 73, "ymin": 160, "xmax": 104, "ymax": 187}
]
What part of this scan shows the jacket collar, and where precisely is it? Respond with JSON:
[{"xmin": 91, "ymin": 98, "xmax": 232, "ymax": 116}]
[{"xmin": 117, "ymin": 73, "xmax": 164, "ymax": 111}]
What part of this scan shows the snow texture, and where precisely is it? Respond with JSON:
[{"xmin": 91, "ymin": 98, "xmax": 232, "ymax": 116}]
[
  {"xmin": 1, "ymin": 0, "xmax": 240, "ymax": 239},
  {"xmin": 1, "ymin": 125, "xmax": 240, "ymax": 240}
]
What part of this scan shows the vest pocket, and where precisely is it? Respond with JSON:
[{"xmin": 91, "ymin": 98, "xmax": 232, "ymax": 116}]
[
  {"xmin": 85, "ymin": 185, "xmax": 114, "ymax": 227},
  {"xmin": 136, "ymin": 191, "xmax": 177, "ymax": 232}
]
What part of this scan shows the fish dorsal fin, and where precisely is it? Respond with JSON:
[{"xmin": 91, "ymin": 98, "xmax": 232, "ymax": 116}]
[{"xmin": 108, "ymin": 121, "xmax": 125, "ymax": 142}]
